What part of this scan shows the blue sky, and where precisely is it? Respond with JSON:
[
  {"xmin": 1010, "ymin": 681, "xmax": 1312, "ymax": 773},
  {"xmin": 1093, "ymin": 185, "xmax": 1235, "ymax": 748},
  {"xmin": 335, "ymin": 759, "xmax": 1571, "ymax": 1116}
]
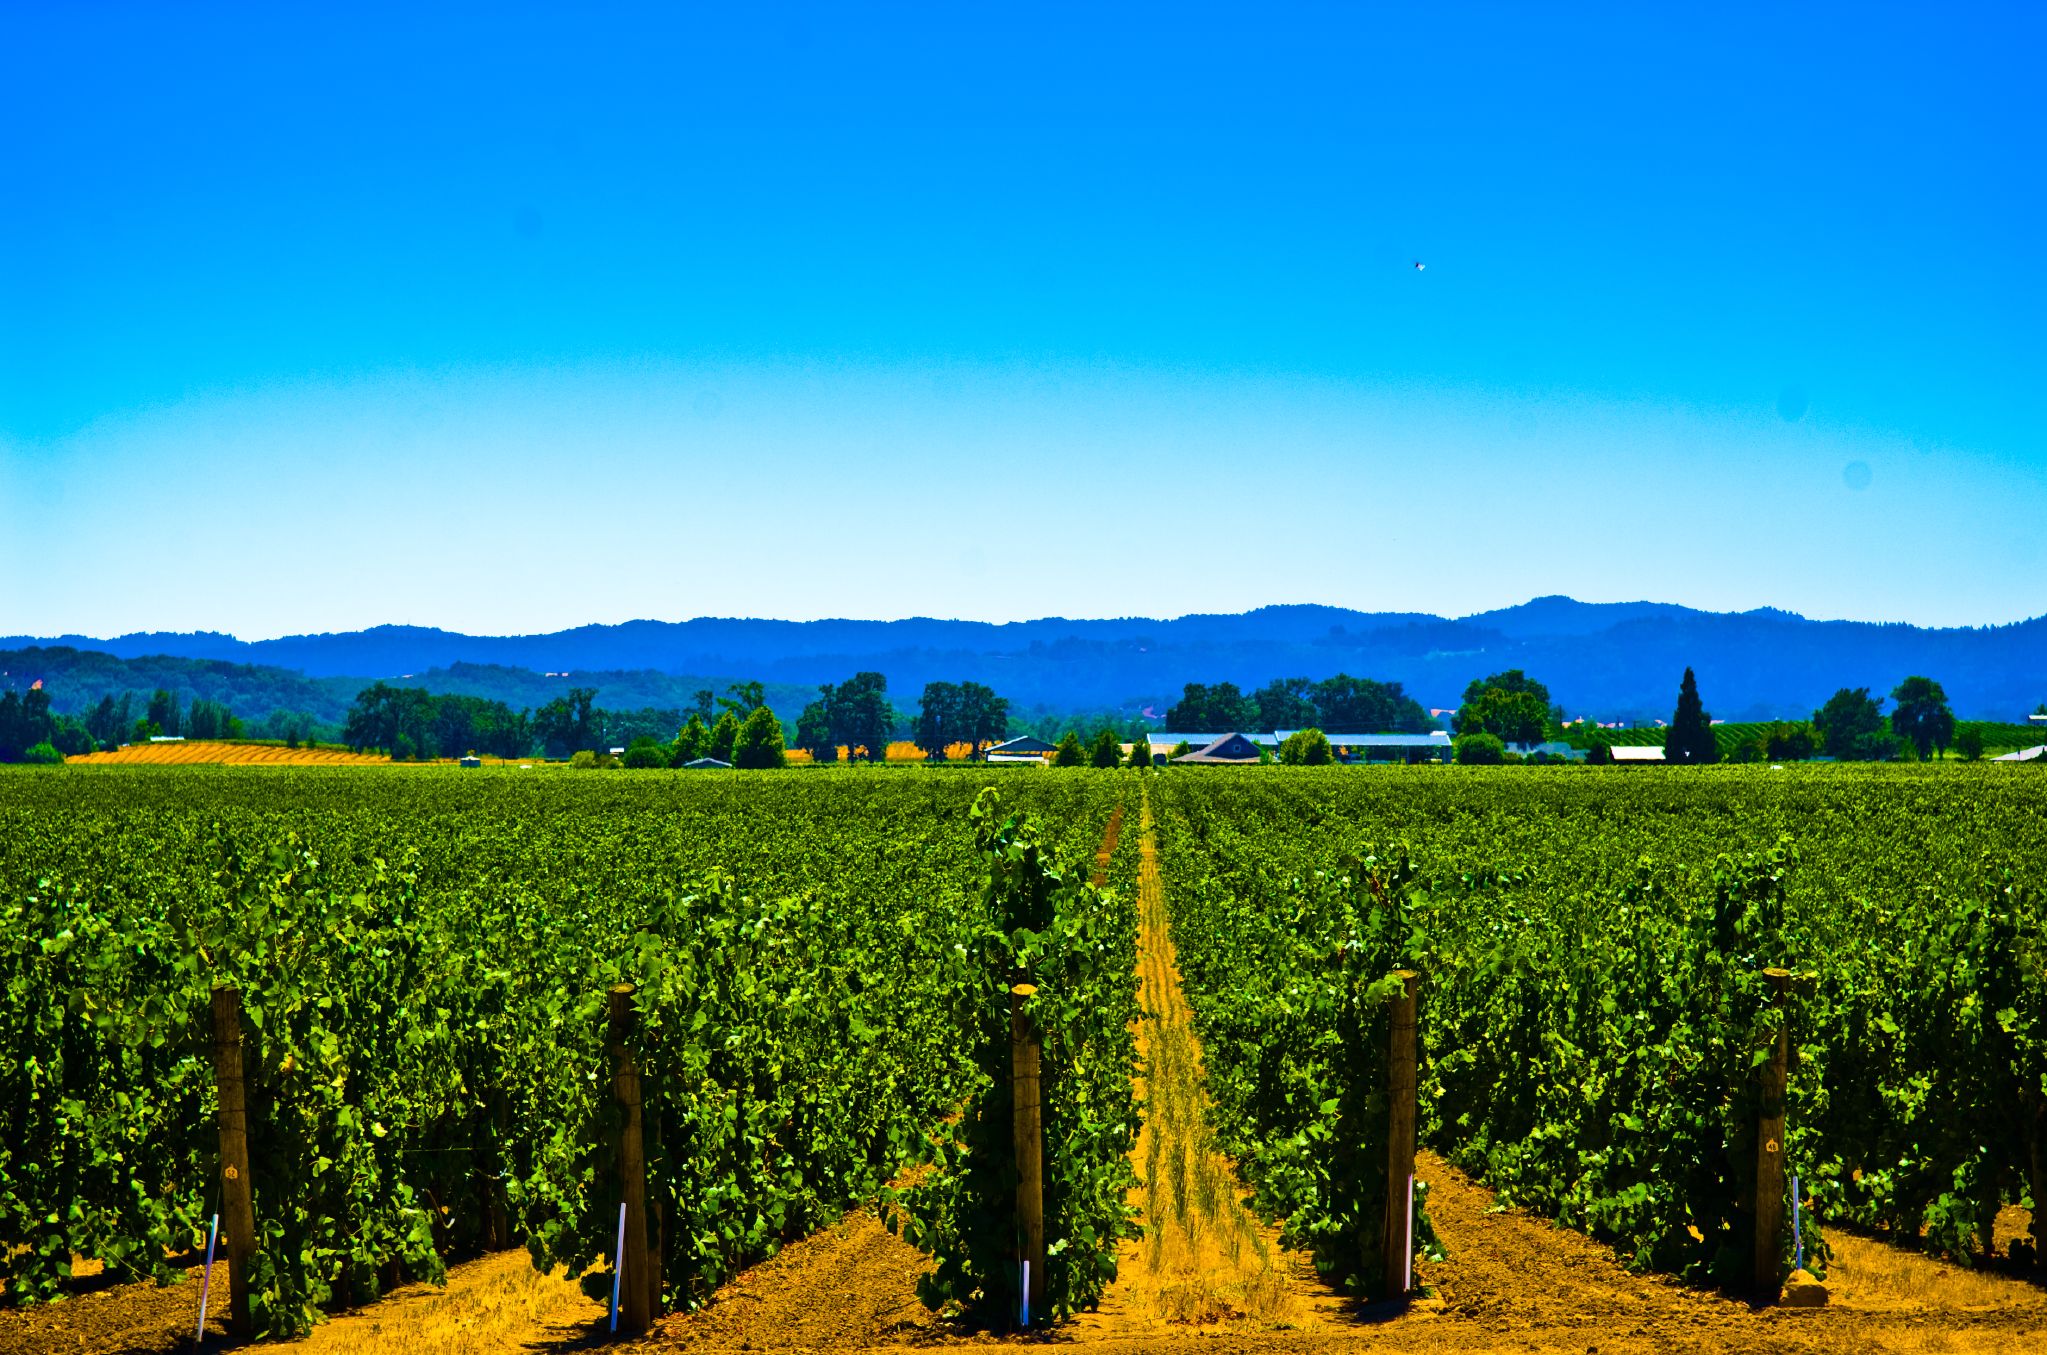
[{"xmin": 3, "ymin": 2, "xmax": 2041, "ymax": 638}]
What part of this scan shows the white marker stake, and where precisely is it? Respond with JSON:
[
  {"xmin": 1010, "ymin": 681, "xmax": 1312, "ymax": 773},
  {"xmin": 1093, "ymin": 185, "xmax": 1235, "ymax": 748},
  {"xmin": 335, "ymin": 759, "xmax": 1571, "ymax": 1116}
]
[
  {"xmin": 1404, "ymin": 1174, "xmax": 1415, "ymax": 1293},
  {"xmin": 1792, "ymin": 1175, "xmax": 1803, "ymax": 1271},
  {"xmin": 195, "ymin": 1213, "xmax": 219, "ymax": 1343},
  {"xmin": 610, "ymin": 1202, "xmax": 626, "ymax": 1334},
  {"xmin": 1020, "ymin": 1259, "xmax": 1030, "ymax": 1328}
]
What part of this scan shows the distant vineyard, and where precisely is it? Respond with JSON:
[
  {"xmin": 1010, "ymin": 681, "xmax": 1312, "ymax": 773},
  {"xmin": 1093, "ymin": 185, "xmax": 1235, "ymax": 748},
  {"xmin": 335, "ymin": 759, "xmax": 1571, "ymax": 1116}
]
[{"xmin": 65, "ymin": 739, "xmax": 399, "ymax": 766}]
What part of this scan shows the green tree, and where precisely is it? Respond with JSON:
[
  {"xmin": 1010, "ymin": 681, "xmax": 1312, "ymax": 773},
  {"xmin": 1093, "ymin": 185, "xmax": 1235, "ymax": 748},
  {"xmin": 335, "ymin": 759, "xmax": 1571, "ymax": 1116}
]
[
  {"xmin": 717, "ymin": 681, "xmax": 767, "ymax": 718},
  {"xmin": 1126, "ymin": 735, "xmax": 1153, "ymax": 768},
  {"xmin": 1765, "ymin": 723, "xmax": 1819, "ymax": 761},
  {"xmin": 1167, "ymin": 740, "xmax": 1192, "ymax": 762},
  {"xmin": 707, "ymin": 710, "xmax": 742, "ymax": 764},
  {"xmin": 532, "ymin": 686, "xmax": 598, "ymax": 757},
  {"xmin": 1454, "ymin": 670, "xmax": 1552, "ymax": 746},
  {"xmin": 1889, "ymin": 675, "xmax": 1955, "ymax": 760},
  {"xmin": 732, "ymin": 706, "xmax": 788, "ymax": 769},
  {"xmin": 1279, "ymin": 727, "xmax": 1334, "ymax": 765},
  {"xmin": 1052, "ymin": 731, "xmax": 1088, "ymax": 767},
  {"xmin": 1585, "ymin": 738, "xmax": 1614, "ymax": 765},
  {"xmin": 0, "ymin": 687, "xmax": 59, "ymax": 762},
  {"xmin": 84, "ymin": 693, "xmax": 132, "ymax": 747},
  {"xmin": 1165, "ymin": 681, "xmax": 1258, "ymax": 732},
  {"xmin": 822, "ymin": 672, "xmax": 893, "ymax": 762},
  {"xmin": 957, "ymin": 681, "xmax": 1009, "ymax": 759},
  {"xmin": 1311, "ymin": 674, "xmax": 1432, "ymax": 733},
  {"xmin": 1454, "ymin": 732, "xmax": 1506, "ymax": 765},
  {"xmin": 915, "ymin": 681, "xmax": 963, "ymax": 760},
  {"xmin": 1088, "ymin": 728, "xmax": 1123, "ymax": 768},
  {"xmin": 672, "ymin": 712, "xmax": 710, "ymax": 763},
  {"xmin": 21, "ymin": 741, "xmax": 63, "ymax": 765},
  {"xmin": 1253, "ymin": 677, "xmax": 1319, "ymax": 730},
  {"xmin": 1666, "ymin": 667, "xmax": 1718, "ymax": 765},
  {"xmin": 145, "ymin": 688, "xmax": 181, "ymax": 738},
  {"xmin": 1814, "ymin": 687, "xmax": 1897, "ymax": 761},
  {"xmin": 793, "ymin": 699, "xmax": 836, "ymax": 762},
  {"xmin": 50, "ymin": 716, "xmax": 94, "ymax": 757},
  {"xmin": 621, "ymin": 736, "xmax": 671, "ymax": 769},
  {"xmin": 1955, "ymin": 726, "xmax": 1986, "ymax": 762}
]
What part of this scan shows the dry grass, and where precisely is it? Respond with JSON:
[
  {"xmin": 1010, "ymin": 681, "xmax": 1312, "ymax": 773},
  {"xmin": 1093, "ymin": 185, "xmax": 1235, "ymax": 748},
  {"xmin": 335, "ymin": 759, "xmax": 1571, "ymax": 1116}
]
[
  {"xmin": 298, "ymin": 1248, "xmax": 602, "ymax": 1355},
  {"xmin": 1109, "ymin": 787, "xmax": 1315, "ymax": 1331},
  {"xmin": 66, "ymin": 740, "xmax": 400, "ymax": 766}
]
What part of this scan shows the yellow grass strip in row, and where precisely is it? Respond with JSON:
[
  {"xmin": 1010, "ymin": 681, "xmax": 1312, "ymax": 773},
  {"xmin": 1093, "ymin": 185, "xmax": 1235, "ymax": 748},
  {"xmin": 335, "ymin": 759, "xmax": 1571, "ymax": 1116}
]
[{"xmin": 68, "ymin": 740, "xmax": 405, "ymax": 767}]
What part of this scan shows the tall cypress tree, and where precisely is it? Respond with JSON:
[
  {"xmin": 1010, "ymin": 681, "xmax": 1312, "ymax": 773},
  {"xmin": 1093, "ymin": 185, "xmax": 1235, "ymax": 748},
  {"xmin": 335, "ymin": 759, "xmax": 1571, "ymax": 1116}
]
[{"xmin": 1667, "ymin": 667, "xmax": 1718, "ymax": 764}]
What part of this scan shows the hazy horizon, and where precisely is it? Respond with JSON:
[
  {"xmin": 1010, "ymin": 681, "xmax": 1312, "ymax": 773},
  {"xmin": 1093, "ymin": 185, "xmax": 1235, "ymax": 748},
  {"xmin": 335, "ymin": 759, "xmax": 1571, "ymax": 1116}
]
[{"xmin": 6, "ymin": 5, "xmax": 2041, "ymax": 639}]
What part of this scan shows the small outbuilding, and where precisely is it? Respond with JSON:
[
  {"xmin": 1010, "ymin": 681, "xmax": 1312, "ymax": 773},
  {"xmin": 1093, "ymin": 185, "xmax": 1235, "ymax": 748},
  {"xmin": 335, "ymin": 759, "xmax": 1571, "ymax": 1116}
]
[
  {"xmin": 984, "ymin": 735, "xmax": 1057, "ymax": 765},
  {"xmin": 1172, "ymin": 733, "xmax": 1266, "ymax": 765},
  {"xmin": 682, "ymin": 756, "xmax": 733, "ymax": 769},
  {"xmin": 458, "ymin": 755, "xmax": 483, "ymax": 769}
]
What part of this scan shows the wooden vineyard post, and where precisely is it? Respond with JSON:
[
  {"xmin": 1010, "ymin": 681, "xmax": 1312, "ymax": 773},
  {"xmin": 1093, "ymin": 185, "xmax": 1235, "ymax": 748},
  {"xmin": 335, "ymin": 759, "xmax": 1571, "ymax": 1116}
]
[
  {"xmin": 209, "ymin": 986, "xmax": 258, "ymax": 1338},
  {"xmin": 1380, "ymin": 970, "xmax": 1421, "ymax": 1302},
  {"xmin": 609, "ymin": 984, "xmax": 655, "ymax": 1333},
  {"xmin": 1752, "ymin": 967, "xmax": 1792, "ymax": 1300},
  {"xmin": 1010, "ymin": 982, "xmax": 1046, "ymax": 1328},
  {"xmin": 2030, "ymin": 1091, "xmax": 2047, "ymax": 1272}
]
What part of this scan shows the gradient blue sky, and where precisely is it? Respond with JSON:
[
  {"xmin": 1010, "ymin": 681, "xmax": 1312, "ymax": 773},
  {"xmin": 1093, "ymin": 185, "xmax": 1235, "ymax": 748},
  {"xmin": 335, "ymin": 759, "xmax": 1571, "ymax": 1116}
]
[{"xmin": 4, "ymin": 2, "xmax": 2041, "ymax": 638}]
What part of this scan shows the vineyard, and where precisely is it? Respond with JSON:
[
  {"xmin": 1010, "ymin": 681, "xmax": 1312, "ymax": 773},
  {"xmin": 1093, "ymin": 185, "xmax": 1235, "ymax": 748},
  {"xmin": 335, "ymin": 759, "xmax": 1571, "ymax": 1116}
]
[
  {"xmin": 62, "ymin": 741, "xmax": 400, "ymax": 767},
  {"xmin": 3, "ymin": 763, "xmax": 2045, "ymax": 1354},
  {"xmin": 0, "ymin": 767, "xmax": 1136, "ymax": 1338},
  {"xmin": 1154, "ymin": 766, "xmax": 2047, "ymax": 1289}
]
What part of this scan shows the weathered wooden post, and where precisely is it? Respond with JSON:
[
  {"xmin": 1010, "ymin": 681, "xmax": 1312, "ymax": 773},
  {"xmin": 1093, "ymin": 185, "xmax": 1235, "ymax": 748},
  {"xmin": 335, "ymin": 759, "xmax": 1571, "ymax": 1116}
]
[
  {"xmin": 1751, "ymin": 967, "xmax": 1792, "ymax": 1299},
  {"xmin": 609, "ymin": 983, "xmax": 654, "ymax": 1332},
  {"xmin": 209, "ymin": 986, "xmax": 258, "ymax": 1337},
  {"xmin": 1380, "ymin": 969, "xmax": 1420, "ymax": 1301},
  {"xmin": 1010, "ymin": 981, "xmax": 1046, "ymax": 1327},
  {"xmin": 2029, "ymin": 1091, "xmax": 2047, "ymax": 1271}
]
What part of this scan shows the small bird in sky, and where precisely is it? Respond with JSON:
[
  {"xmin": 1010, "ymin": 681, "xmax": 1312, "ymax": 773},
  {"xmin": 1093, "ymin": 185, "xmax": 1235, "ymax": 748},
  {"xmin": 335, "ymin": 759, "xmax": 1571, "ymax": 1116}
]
[{"xmin": 1412, "ymin": 260, "xmax": 1426, "ymax": 271}]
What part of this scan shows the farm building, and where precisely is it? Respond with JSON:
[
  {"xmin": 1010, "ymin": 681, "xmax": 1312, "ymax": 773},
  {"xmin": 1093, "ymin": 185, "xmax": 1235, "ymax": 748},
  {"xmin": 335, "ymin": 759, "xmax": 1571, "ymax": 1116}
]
[
  {"xmin": 1610, "ymin": 745, "xmax": 1667, "ymax": 763},
  {"xmin": 681, "ymin": 756, "xmax": 732, "ymax": 769},
  {"xmin": 1148, "ymin": 732, "xmax": 1279, "ymax": 759},
  {"xmin": 1992, "ymin": 744, "xmax": 2046, "ymax": 762},
  {"xmin": 984, "ymin": 735, "xmax": 1057, "ymax": 765},
  {"xmin": 1172, "ymin": 733, "xmax": 1266, "ymax": 764},
  {"xmin": 1146, "ymin": 730, "xmax": 1454, "ymax": 764},
  {"xmin": 458, "ymin": 755, "xmax": 482, "ymax": 769}
]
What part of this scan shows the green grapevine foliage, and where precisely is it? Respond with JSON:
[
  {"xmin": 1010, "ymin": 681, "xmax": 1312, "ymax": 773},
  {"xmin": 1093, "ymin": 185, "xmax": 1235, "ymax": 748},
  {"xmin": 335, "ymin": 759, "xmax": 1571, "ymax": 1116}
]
[
  {"xmin": 1152, "ymin": 766, "xmax": 2047, "ymax": 1288},
  {"xmin": 0, "ymin": 767, "xmax": 1126, "ymax": 1334},
  {"xmin": 897, "ymin": 787, "xmax": 1142, "ymax": 1323}
]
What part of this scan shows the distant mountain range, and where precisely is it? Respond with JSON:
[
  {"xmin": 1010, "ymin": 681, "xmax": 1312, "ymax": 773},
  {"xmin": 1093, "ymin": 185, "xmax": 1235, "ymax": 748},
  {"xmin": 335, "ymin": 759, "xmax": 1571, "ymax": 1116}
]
[{"xmin": 6, "ymin": 597, "xmax": 2045, "ymax": 724}]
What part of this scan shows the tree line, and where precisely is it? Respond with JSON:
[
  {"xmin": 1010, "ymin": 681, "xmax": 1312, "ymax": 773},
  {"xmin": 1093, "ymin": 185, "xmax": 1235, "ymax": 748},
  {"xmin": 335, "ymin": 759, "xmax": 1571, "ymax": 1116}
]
[
  {"xmin": 0, "ymin": 685, "xmax": 251, "ymax": 762},
  {"xmin": 1443, "ymin": 666, "xmax": 1986, "ymax": 765},
  {"xmin": 1165, "ymin": 674, "xmax": 1432, "ymax": 734}
]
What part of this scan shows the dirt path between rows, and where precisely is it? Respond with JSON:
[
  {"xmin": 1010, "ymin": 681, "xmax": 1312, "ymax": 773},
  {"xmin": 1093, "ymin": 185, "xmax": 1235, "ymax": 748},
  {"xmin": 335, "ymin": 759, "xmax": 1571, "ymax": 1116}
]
[
  {"xmin": 11, "ymin": 784, "xmax": 2047, "ymax": 1353},
  {"xmin": 1067, "ymin": 784, "xmax": 1346, "ymax": 1339}
]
